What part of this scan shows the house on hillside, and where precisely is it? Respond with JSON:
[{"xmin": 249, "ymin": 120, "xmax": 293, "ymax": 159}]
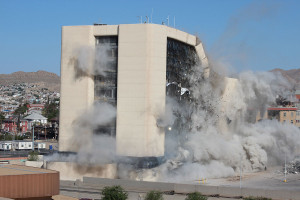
[{"xmin": 26, "ymin": 104, "xmax": 45, "ymax": 113}]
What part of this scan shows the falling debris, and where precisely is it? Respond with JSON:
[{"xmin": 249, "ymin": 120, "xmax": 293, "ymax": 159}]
[{"xmin": 285, "ymin": 158, "xmax": 300, "ymax": 174}]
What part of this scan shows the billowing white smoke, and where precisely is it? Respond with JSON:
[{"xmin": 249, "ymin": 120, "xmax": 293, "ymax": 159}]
[
  {"xmin": 72, "ymin": 44, "xmax": 112, "ymax": 76},
  {"xmin": 158, "ymin": 67, "xmax": 300, "ymax": 182},
  {"xmin": 46, "ymin": 102, "xmax": 117, "ymax": 164}
]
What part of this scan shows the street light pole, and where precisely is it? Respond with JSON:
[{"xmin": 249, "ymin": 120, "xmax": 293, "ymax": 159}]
[
  {"xmin": 284, "ymin": 153, "xmax": 287, "ymax": 182},
  {"xmin": 240, "ymin": 158, "xmax": 242, "ymax": 189},
  {"xmin": 32, "ymin": 124, "xmax": 34, "ymax": 151}
]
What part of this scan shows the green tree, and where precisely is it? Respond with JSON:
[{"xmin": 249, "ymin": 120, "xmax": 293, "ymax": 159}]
[
  {"xmin": 185, "ymin": 192, "xmax": 207, "ymax": 200},
  {"xmin": 101, "ymin": 185, "xmax": 128, "ymax": 200},
  {"xmin": 145, "ymin": 191, "xmax": 164, "ymax": 200},
  {"xmin": 14, "ymin": 103, "xmax": 29, "ymax": 115},
  {"xmin": 0, "ymin": 112, "xmax": 5, "ymax": 125},
  {"xmin": 0, "ymin": 133, "xmax": 13, "ymax": 141},
  {"xmin": 42, "ymin": 102, "xmax": 59, "ymax": 120},
  {"xmin": 28, "ymin": 151, "xmax": 39, "ymax": 161}
]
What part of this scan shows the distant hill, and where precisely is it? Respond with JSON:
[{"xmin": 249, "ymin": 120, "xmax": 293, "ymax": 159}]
[
  {"xmin": 270, "ymin": 68, "xmax": 300, "ymax": 89},
  {"xmin": 0, "ymin": 71, "xmax": 60, "ymax": 92}
]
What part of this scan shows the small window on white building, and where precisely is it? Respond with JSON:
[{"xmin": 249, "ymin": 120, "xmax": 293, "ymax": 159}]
[
  {"xmin": 291, "ymin": 120, "xmax": 294, "ymax": 124},
  {"xmin": 283, "ymin": 112, "xmax": 286, "ymax": 117}
]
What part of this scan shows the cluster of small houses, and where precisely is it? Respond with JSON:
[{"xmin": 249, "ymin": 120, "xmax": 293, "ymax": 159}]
[
  {"xmin": 0, "ymin": 141, "xmax": 46, "ymax": 151},
  {"xmin": 0, "ymin": 83, "xmax": 60, "ymax": 106},
  {"xmin": 1, "ymin": 104, "xmax": 49, "ymax": 134}
]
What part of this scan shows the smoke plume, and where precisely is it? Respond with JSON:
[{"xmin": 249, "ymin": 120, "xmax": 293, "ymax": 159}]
[
  {"xmin": 71, "ymin": 44, "xmax": 112, "ymax": 78},
  {"xmin": 155, "ymin": 65, "xmax": 300, "ymax": 182}
]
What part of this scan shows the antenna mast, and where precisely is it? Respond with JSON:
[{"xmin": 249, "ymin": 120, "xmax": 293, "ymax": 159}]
[{"xmin": 167, "ymin": 16, "xmax": 169, "ymax": 26}]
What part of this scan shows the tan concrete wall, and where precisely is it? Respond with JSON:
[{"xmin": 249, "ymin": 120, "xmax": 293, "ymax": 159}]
[
  {"xmin": 256, "ymin": 110, "xmax": 268, "ymax": 122},
  {"xmin": 46, "ymin": 162, "xmax": 117, "ymax": 181},
  {"xmin": 296, "ymin": 111, "xmax": 300, "ymax": 128},
  {"xmin": 59, "ymin": 26, "xmax": 95, "ymax": 152},
  {"xmin": 116, "ymin": 24, "xmax": 166, "ymax": 157}
]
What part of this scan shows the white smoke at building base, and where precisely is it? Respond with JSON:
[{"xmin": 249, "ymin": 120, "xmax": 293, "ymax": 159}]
[
  {"xmin": 48, "ymin": 29, "xmax": 300, "ymax": 182},
  {"xmin": 46, "ymin": 102, "xmax": 117, "ymax": 165},
  {"xmin": 52, "ymin": 58, "xmax": 300, "ymax": 181},
  {"xmin": 153, "ymin": 66, "xmax": 300, "ymax": 182}
]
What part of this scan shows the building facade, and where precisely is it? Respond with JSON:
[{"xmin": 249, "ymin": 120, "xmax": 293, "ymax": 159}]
[
  {"xmin": 59, "ymin": 24, "xmax": 209, "ymax": 158},
  {"xmin": 267, "ymin": 107, "xmax": 298, "ymax": 125}
]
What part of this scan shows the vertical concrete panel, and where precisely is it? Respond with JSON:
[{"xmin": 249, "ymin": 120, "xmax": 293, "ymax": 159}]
[
  {"xmin": 59, "ymin": 26, "xmax": 95, "ymax": 152},
  {"xmin": 116, "ymin": 24, "xmax": 166, "ymax": 157}
]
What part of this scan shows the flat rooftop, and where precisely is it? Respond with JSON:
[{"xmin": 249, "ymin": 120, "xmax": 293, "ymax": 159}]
[{"xmin": 0, "ymin": 164, "xmax": 56, "ymax": 176}]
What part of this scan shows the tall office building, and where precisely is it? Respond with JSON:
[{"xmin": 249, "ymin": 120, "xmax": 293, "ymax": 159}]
[{"xmin": 59, "ymin": 23, "xmax": 209, "ymax": 159}]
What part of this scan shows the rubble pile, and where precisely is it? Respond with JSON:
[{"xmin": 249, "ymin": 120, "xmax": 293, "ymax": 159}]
[{"xmin": 286, "ymin": 158, "xmax": 300, "ymax": 174}]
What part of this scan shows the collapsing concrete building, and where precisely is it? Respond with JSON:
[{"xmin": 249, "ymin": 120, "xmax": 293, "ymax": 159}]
[{"xmin": 59, "ymin": 23, "xmax": 210, "ymax": 164}]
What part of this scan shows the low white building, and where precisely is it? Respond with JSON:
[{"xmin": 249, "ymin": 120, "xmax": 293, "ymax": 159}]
[
  {"xmin": 0, "ymin": 141, "xmax": 12, "ymax": 150},
  {"xmin": 12, "ymin": 141, "xmax": 33, "ymax": 150},
  {"xmin": 34, "ymin": 142, "xmax": 46, "ymax": 149}
]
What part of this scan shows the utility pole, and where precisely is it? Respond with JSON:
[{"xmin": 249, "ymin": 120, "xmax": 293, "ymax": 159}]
[
  {"xmin": 240, "ymin": 156, "xmax": 242, "ymax": 189},
  {"xmin": 167, "ymin": 16, "xmax": 169, "ymax": 26},
  {"xmin": 284, "ymin": 153, "xmax": 287, "ymax": 182},
  {"xmin": 32, "ymin": 125, "xmax": 34, "ymax": 151}
]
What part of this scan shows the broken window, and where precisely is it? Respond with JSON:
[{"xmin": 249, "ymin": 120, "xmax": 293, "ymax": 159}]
[
  {"xmin": 165, "ymin": 38, "xmax": 200, "ymax": 137},
  {"xmin": 94, "ymin": 36, "xmax": 118, "ymax": 137},
  {"xmin": 166, "ymin": 38, "xmax": 199, "ymax": 101}
]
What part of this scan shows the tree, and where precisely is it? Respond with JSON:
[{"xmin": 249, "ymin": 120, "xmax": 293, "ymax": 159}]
[
  {"xmin": 14, "ymin": 103, "xmax": 29, "ymax": 134},
  {"xmin": 145, "ymin": 191, "xmax": 164, "ymax": 200},
  {"xmin": 101, "ymin": 185, "xmax": 128, "ymax": 200},
  {"xmin": 28, "ymin": 151, "xmax": 39, "ymax": 161},
  {"xmin": 0, "ymin": 112, "xmax": 5, "ymax": 125},
  {"xmin": 42, "ymin": 102, "xmax": 59, "ymax": 120},
  {"xmin": 185, "ymin": 192, "xmax": 207, "ymax": 200},
  {"xmin": 14, "ymin": 103, "xmax": 29, "ymax": 115}
]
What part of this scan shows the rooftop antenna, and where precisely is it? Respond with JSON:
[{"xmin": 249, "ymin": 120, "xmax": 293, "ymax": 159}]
[
  {"xmin": 151, "ymin": 8, "xmax": 153, "ymax": 23},
  {"xmin": 137, "ymin": 16, "xmax": 142, "ymax": 24},
  {"xmin": 174, "ymin": 16, "xmax": 176, "ymax": 28},
  {"xmin": 145, "ymin": 16, "xmax": 149, "ymax": 23},
  {"xmin": 167, "ymin": 16, "xmax": 169, "ymax": 26}
]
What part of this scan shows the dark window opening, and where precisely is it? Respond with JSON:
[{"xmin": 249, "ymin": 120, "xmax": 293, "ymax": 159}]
[{"xmin": 94, "ymin": 36, "xmax": 118, "ymax": 137}]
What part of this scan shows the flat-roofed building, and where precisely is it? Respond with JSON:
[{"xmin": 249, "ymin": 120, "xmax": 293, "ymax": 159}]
[
  {"xmin": 0, "ymin": 164, "xmax": 59, "ymax": 199},
  {"xmin": 268, "ymin": 107, "xmax": 297, "ymax": 125}
]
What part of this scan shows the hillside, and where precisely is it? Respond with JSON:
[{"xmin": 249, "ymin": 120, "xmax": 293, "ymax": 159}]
[
  {"xmin": 0, "ymin": 71, "xmax": 60, "ymax": 92},
  {"xmin": 270, "ymin": 68, "xmax": 300, "ymax": 89}
]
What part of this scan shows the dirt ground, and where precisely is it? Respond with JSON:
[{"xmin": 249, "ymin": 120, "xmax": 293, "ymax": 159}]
[{"xmin": 191, "ymin": 166, "xmax": 300, "ymax": 191}]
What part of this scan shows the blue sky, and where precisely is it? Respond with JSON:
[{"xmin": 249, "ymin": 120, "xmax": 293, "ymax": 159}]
[{"xmin": 0, "ymin": 0, "xmax": 299, "ymax": 75}]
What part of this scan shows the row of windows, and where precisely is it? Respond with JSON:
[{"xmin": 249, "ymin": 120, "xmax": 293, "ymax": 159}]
[{"xmin": 283, "ymin": 111, "xmax": 298, "ymax": 117}]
